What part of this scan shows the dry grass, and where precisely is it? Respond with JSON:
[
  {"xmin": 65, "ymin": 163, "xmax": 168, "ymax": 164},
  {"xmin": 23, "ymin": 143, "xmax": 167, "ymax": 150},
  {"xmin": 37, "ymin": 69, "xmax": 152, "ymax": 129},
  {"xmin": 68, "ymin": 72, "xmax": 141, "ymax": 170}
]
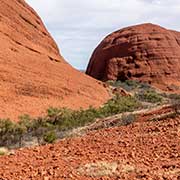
[
  {"xmin": 121, "ymin": 164, "xmax": 136, "ymax": 173},
  {"xmin": 77, "ymin": 161, "xmax": 118, "ymax": 177},
  {"xmin": 0, "ymin": 147, "xmax": 9, "ymax": 156}
]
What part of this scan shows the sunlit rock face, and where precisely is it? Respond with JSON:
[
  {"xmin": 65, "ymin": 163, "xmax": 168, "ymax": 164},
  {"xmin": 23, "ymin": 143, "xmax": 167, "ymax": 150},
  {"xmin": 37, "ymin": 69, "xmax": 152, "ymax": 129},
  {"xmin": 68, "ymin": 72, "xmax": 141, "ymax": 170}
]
[
  {"xmin": 86, "ymin": 23, "xmax": 180, "ymax": 91},
  {"xmin": 0, "ymin": 0, "xmax": 109, "ymax": 120}
]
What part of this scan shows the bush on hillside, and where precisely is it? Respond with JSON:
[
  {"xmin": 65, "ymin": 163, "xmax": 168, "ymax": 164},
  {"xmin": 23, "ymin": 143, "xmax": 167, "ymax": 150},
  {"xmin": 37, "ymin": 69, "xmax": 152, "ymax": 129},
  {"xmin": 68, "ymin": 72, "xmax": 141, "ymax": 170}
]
[
  {"xmin": 43, "ymin": 130, "xmax": 57, "ymax": 143},
  {"xmin": 107, "ymin": 80, "xmax": 152, "ymax": 92},
  {"xmin": 100, "ymin": 95, "xmax": 141, "ymax": 116},
  {"xmin": 121, "ymin": 113, "xmax": 137, "ymax": 126},
  {"xmin": 0, "ymin": 95, "xmax": 142, "ymax": 147},
  {"xmin": 135, "ymin": 90, "xmax": 163, "ymax": 103},
  {"xmin": 169, "ymin": 94, "xmax": 180, "ymax": 114}
]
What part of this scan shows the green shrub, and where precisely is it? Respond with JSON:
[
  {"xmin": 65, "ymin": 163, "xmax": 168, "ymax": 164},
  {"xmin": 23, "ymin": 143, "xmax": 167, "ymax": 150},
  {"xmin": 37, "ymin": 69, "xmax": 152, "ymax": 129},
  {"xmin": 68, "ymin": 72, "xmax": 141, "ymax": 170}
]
[
  {"xmin": 0, "ymin": 119, "xmax": 27, "ymax": 147},
  {"xmin": 107, "ymin": 80, "xmax": 152, "ymax": 92},
  {"xmin": 121, "ymin": 113, "xmax": 137, "ymax": 126},
  {"xmin": 47, "ymin": 106, "xmax": 101, "ymax": 131},
  {"xmin": 18, "ymin": 114, "xmax": 33, "ymax": 132},
  {"xmin": 107, "ymin": 80, "xmax": 139, "ymax": 91},
  {"xmin": 0, "ymin": 95, "xmax": 142, "ymax": 147},
  {"xmin": 99, "ymin": 95, "xmax": 141, "ymax": 116},
  {"xmin": 43, "ymin": 130, "xmax": 57, "ymax": 143},
  {"xmin": 168, "ymin": 93, "xmax": 180, "ymax": 100},
  {"xmin": 135, "ymin": 90, "xmax": 163, "ymax": 103},
  {"xmin": 169, "ymin": 94, "xmax": 180, "ymax": 114},
  {"xmin": 47, "ymin": 107, "xmax": 61, "ymax": 118}
]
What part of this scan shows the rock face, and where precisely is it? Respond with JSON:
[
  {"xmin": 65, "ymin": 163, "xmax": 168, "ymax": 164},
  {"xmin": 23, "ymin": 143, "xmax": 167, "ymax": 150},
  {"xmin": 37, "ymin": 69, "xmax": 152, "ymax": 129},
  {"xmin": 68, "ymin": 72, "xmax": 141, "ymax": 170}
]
[
  {"xmin": 0, "ymin": 0, "xmax": 109, "ymax": 120},
  {"xmin": 86, "ymin": 23, "xmax": 180, "ymax": 91}
]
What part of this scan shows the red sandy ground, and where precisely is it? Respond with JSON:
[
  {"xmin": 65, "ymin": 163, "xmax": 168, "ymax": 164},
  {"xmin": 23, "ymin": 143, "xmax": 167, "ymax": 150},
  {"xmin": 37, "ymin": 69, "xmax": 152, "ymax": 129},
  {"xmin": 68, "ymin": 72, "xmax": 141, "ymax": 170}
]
[{"xmin": 0, "ymin": 115, "xmax": 179, "ymax": 180}]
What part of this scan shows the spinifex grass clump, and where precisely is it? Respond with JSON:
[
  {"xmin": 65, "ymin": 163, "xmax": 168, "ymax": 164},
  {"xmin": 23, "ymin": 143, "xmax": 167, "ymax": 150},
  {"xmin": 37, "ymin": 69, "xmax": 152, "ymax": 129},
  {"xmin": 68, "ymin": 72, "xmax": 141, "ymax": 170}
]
[{"xmin": 0, "ymin": 95, "xmax": 141, "ymax": 147}]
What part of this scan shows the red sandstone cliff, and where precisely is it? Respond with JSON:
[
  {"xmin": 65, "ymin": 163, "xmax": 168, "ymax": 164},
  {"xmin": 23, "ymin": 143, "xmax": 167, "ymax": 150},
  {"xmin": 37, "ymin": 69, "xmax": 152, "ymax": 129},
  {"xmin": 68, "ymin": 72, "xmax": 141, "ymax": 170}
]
[
  {"xmin": 86, "ymin": 23, "xmax": 180, "ymax": 91},
  {"xmin": 0, "ymin": 0, "xmax": 109, "ymax": 120}
]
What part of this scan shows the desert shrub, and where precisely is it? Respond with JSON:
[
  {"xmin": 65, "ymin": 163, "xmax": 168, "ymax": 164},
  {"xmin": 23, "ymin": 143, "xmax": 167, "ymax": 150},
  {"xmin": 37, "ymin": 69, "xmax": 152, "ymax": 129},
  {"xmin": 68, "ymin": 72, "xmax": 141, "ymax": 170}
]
[
  {"xmin": 99, "ymin": 95, "xmax": 141, "ymax": 116},
  {"xmin": 121, "ymin": 113, "xmax": 137, "ymax": 126},
  {"xmin": 169, "ymin": 94, "xmax": 180, "ymax": 114},
  {"xmin": 18, "ymin": 114, "xmax": 33, "ymax": 132},
  {"xmin": 168, "ymin": 93, "xmax": 180, "ymax": 100},
  {"xmin": 69, "ymin": 107, "xmax": 102, "ymax": 128},
  {"xmin": 107, "ymin": 80, "xmax": 140, "ymax": 91},
  {"xmin": 46, "ymin": 96, "xmax": 140, "ymax": 130},
  {"xmin": 150, "ymin": 112, "xmax": 177, "ymax": 122},
  {"xmin": 47, "ymin": 107, "xmax": 61, "ymax": 118},
  {"xmin": 139, "ymin": 82, "xmax": 152, "ymax": 90},
  {"xmin": 135, "ymin": 90, "xmax": 163, "ymax": 103},
  {"xmin": 0, "ymin": 119, "xmax": 26, "ymax": 147},
  {"xmin": 46, "ymin": 106, "xmax": 101, "ymax": 131},
  {"xmin": 30, "ymin": 117, "xmax": 56, "ymax": 144},
  {"xmin": 0, "ymin": 95, "xmax": 142, "ymax": 147},
  {"xmin": 46, "ymin": 107, "xmax": 73, "ymax": 126},
  {"xmin": 43, "ymin": 130, "xmax": 57, "ymax": 143},
  {"xmin": 107, "ymin": 80, "xmax": 152, "ymax": 92}
]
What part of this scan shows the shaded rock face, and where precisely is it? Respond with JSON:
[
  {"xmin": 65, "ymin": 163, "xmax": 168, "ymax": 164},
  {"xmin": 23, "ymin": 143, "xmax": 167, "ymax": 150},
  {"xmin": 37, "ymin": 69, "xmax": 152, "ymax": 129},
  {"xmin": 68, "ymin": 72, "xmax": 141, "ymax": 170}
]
[
  {"xmin": 0, "ymin": 0, "xmax": 109, "ymax": 120},
  {"xmin": 86, "ymin": 23, "xmax": 180, "ymax": 91}
]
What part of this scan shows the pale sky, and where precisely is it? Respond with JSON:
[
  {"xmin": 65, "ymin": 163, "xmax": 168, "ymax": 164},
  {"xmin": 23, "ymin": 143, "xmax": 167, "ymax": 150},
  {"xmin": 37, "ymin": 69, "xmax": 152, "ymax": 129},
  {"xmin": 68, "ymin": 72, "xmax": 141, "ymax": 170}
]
[{"xmin": 26, "ymin": 0, "xmax": 180, "ymax": 69}]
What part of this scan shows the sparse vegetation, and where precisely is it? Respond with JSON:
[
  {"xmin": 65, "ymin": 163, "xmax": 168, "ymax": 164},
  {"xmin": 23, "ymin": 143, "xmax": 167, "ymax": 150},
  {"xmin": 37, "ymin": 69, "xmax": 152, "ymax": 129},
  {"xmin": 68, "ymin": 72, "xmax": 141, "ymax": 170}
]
[
  {"xmin": 169, "ymin": 94, "xmax": 180, "ymax": 114},
  {"xmin": 135, "ymin": 90, "xmax": 163, "ymax": 103},
  {"xmin": 121, "ymin": 113, "xmax": 137, "ymax": 126},
  {"xmin": 77, "ymin": 161, "xmax": 118, "ymax": 177},
  {"xmin": 43, "ymin": 130, "xmax": 57, "ymax": 143},
  {"xmin": 0, "ymin": 80, "xmax": 178, "ymax": 149},
  {"xmin": 99, "ymin": 95, "xmax": 141, "ymax": 117},
  {"xmin": 107, "ymin": 80, "xmax": 152, "ymax": 92},
  {"xmin": 150, "ymin": 112, "xmax": 177, "ymax": 122},
  {"xmin": 0, "ymin": 95, "xmax": 141, "ymax": 148}
]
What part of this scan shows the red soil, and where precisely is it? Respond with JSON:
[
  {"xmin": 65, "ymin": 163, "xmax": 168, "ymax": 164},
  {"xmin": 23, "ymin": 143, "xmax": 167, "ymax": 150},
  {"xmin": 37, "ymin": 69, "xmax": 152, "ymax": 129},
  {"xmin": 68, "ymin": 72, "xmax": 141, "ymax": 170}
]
[
  {"xmin": 0, "ymin": 115, "xmax": 179, "ymax": 179},
  {"xmin": 0, "ymin": 0, "xmax": 109, "ymax": 120}
]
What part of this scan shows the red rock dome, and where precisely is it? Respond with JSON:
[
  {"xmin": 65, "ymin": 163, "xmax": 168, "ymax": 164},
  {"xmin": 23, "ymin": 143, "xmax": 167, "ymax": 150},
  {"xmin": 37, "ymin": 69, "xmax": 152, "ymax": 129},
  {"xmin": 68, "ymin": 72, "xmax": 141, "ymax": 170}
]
[
  {"xmin": 0, "ymin": 0, "xmax": 109, "ymax": 120},
  {"xmin": 86, "ymin": 23, "xmax": 180, "ymax": 91}
]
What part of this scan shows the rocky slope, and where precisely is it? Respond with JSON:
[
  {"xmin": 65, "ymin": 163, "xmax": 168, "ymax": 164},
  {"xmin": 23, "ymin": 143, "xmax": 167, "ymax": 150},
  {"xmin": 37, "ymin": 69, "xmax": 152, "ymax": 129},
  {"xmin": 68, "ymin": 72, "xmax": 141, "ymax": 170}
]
[
  {"xmin": 0, "ymin": 114, "xmax": 179, "ymax": 179},
  {"xmin": 0, "ymin": 0, "xmax": 109, "ymax": 120},
  {"xmin": 86, "ymin": 23, "xmax": 180, "ymax": 92}
]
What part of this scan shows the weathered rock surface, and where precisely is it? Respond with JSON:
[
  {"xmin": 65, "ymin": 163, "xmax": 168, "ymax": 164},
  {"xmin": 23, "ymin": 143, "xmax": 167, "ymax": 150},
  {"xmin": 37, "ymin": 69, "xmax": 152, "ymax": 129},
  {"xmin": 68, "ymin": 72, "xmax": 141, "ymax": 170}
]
[
  {"xmin": 0, "ymin": 0, "xmax": 109, "ymax": 120},
  {"xmin": 86, "ymin": 23, "xmax": 180, "ymax": 91}
]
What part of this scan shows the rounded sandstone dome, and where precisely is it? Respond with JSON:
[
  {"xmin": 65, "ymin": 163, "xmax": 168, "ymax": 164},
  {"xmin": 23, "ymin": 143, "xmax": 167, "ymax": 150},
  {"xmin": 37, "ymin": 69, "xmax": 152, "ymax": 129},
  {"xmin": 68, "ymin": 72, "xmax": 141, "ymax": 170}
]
[{"xmin": 86, "ymin": 23, "xmax": 180, "ymax": 91}]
